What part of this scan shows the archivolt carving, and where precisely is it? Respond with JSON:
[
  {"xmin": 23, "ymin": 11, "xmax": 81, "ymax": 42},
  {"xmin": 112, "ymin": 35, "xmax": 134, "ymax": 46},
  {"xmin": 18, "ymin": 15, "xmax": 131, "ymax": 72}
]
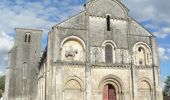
[
  {"xmin": 133, "ymin": 42, "xmax": 152, "ymax": 66},
  {"xmin": 64, "ymin": 76, "xmax": 84, "ymax": 91},
  {"xmin": 137, "ymin": 78, "xmax": 153, "ymax": 100},
  {"xmin": 98, "ymin": 74, "xmax": 125, "ymax": 100},
  {"xmin": 102, "ymin": 40, "xmax": 117, "ymax": 63},
  {"xmin": 98, "ymin": 74, "xmax": 125, "ymax": 92},
  {"xmin": 61, "ymin": 36, "xmax": 85, "ymax": 61}
]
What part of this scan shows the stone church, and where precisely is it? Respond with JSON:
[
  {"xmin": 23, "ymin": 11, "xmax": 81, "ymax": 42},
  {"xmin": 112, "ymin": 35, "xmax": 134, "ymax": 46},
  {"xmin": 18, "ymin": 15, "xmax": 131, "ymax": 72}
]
[{"xmin": 4, "ymin": 0, "xmax": 163, "ymax": 100}]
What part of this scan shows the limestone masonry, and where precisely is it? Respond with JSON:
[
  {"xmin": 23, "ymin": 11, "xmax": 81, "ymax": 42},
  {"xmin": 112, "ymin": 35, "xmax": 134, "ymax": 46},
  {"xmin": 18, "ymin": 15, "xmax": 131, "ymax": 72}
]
[{"xmin": 4, "ymin": 0, "xmax": 163, "ymax": 100}]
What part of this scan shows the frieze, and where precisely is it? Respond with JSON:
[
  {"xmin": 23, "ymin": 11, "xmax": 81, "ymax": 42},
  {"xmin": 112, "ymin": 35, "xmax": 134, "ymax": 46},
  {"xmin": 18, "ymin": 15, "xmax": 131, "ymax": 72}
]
[{"xmin": 91, "ymin": 63, "xmax": 131, "ymax": 69}]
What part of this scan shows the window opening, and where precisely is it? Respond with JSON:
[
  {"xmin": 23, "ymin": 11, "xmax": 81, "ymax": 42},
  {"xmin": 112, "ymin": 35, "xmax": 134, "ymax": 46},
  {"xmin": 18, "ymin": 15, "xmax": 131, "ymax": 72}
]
[{"xmin": 107, "ymin": 15, "xmax": 111, "ymax": 31}]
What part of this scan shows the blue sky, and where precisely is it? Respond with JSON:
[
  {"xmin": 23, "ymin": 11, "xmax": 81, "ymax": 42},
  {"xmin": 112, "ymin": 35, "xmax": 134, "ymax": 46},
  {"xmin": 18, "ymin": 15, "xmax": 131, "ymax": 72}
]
[{"xmin": 0, "ymin": 0, "xmax": 170, "ymax": 84}]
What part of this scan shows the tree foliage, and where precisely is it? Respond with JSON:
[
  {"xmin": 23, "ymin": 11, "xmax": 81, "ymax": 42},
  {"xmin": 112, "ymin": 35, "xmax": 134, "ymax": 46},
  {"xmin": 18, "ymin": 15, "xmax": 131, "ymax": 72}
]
[
  {"xmin": 164, "ymin": 76, "xmax": 170, "ymax": 96},
  {"xmin": 0, "ymin": 76, "xmax": 5, "ymax": 91},
  {"xmin": 0, "ymin": 75, "xmax": 5, "ymax": 98}
]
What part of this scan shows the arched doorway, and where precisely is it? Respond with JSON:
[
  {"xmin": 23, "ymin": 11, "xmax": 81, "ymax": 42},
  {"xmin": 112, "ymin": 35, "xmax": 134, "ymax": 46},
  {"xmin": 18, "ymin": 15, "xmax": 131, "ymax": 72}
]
[{"xmin": 103, "ymin": 84, "xmax": 116, "ymax": 100}]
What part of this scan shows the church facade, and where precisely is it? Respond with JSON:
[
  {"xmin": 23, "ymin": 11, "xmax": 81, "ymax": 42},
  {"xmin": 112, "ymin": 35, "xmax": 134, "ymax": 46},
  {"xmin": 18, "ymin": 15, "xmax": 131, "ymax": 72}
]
[{"xmin": 5, "ymin": 0, "xmax": 163, "ymax": 100}]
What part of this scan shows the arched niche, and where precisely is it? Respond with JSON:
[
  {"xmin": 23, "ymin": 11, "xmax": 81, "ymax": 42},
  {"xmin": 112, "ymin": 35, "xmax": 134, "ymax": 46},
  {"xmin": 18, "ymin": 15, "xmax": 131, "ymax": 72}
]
[
  {"xmin": 87, "ymin": 0, "xmax": 128, "ymax": 18},
  {"xmin": 102, "ymin": 40, "xmax": 117, "ymax": 63},
  {"xmin": 60, "ymin": 36, "xmax": 86, "ymax": 62},
  {"xmin": 63, "ymin": 76, "xmax": 84, "ymax": 100},
  {"xmin": 133, "ymin": 42, "xmax": 152, "ymax": 66},
  {"xmin": 137, "ymin": 78, "xmax": 153, "ymax": 100}
]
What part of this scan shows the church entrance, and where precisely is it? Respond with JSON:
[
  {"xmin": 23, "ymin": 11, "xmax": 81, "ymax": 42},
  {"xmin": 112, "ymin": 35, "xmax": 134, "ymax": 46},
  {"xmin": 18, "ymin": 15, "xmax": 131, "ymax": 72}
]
[{"xmin": 103, "ymin": 84, "xmax": 117, "ymax": 100}]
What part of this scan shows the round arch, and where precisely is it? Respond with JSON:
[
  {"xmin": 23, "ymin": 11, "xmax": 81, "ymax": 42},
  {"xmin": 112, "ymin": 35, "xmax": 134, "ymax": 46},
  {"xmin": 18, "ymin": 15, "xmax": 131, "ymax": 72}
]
[
  {"xmin": 60, "ymin": 36, "xmax": 86, "ymax": 50},
  {"xmin": 102, "ymin": 40, "xmax": 117, "ymax": 48},
  {"xmin": 63, "ymin": 76, "xmax": 84, "ymax": 100},
  {"xmin": 133, "ymin": 42, "xmax": 151, "ymax": 53},
  {"xmin": 102, "ymin": 40, "xmax": 117, "ymax": 63},
  {"xmin": 63, "ymin": 76, "xmax": 84, "ymax": 91},
  {"xmin": 137, "ymin": 77, "xmax": 153, "ymax": 89},
  {"xmin": 98, "ymin": 74, "xmax": 125, "ymax": 100},
  {"xmin": 133, "ymin": 42, "xmax": 152, "ymax": 65},
  {"xmin": 137, "ymin": 77, "xmax": 153, "ymax": 100}
]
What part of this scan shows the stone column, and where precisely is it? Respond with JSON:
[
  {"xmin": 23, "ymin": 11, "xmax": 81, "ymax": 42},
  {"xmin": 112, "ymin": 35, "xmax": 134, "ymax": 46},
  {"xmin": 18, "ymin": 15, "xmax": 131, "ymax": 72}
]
[
  {"xmin": 85, "ymin": 63, "xmax": 91, "ymax": 100},
  {"xmin": 150, "ymin": 37, "xmax": 163, "ymax": 100},
  {"xmin": 53, "ymin": 27, "xmax": 62, "ymax": 100},
  {"xmin": 131, "ymin": 65, "xmax": 138, "ymax": 100}
]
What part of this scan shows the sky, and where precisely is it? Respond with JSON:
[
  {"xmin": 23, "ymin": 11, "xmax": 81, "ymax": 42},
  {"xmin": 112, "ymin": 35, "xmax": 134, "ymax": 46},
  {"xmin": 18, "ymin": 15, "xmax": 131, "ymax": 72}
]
[{"xmin": 0, "ymin": 0, "xmax": 170, "ymax": 84}]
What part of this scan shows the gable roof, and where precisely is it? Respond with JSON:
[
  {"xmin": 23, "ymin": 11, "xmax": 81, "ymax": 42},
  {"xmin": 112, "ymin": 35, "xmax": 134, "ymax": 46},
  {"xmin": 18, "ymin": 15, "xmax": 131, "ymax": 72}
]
[
  {"xmin": 130, "ymin": 17, "xmax": 154, "ymax": 37},
  {"xmin": 53, "ymin": 11, "xmax": 86, "ymax": 29}
]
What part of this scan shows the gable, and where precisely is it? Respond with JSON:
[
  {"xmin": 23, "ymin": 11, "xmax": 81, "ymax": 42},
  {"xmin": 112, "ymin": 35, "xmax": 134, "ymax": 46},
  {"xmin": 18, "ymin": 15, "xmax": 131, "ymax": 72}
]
[
  {"xmin": 130, "ymin": 18, "xmax": 153, "ymax": 36},
  {"xmin": 56, "ymin": 11, "xmax": 86, "ymax": 29},
  {"xmin": 87, "ymin": 0, "xmax": 128, "ymax": 18}
]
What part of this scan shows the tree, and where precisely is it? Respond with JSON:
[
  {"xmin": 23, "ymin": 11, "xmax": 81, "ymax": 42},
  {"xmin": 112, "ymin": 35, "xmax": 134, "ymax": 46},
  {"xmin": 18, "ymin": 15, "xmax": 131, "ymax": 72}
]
[
  {"xmin": 164, "ymin": 76, "xmax": 170, "ymax": 96},
  {"xmin": 0, "ymin": 89, "xmax": 3, "ymax": 98},
  {"xmin": 0, "ymin": 75, "xmax": 5, "ymax": 98}
]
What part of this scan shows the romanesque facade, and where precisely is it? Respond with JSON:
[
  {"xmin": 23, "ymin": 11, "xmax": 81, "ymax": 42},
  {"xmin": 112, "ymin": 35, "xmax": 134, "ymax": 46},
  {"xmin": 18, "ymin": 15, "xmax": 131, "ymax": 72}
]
[{"xmin": 5, "ymin": 0, "xmax": 163, "ymax": 100}]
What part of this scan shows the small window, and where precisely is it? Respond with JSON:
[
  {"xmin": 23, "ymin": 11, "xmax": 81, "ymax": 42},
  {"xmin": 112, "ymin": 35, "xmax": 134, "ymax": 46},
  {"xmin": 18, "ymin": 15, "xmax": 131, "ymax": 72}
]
[
  {"xmin": 24, "ymin": 33, "xmax": 31, "ymax": 43},
  {"xmin": 24, "ymin": 35, "xmax": 27, "ymax": 42},
  {"xmin": 28, "ymin": 34, "xmax": 31, "ymax": 42},
  {"xmin": 105, "ymin": 44, "xmax": 113, "ymax": 63},
  {"xmin": 106, "ymin": 15, "xmax": 111, "ymax": 31},
  {"xmin": 138, "ymin": 47, "xmax": 142, "ymax": 52},
  {"xmin": 23, "ymin": 62, "xmax": 27, "ymax": 79}
]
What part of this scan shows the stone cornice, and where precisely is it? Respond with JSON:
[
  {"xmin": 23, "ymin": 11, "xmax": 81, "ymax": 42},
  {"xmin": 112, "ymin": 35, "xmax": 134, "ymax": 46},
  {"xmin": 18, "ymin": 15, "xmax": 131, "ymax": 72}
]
[{"xmin": 87, "ymin": 13, "xmax": 129, "ymax": 21}]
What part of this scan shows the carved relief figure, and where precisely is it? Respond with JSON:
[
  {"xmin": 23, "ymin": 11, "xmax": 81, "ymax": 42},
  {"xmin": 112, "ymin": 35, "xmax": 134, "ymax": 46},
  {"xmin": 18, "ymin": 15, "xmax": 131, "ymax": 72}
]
[
  {"xmin": 65, "ymin": 46, "xmax": 78, "ymax": 58},
  {"xmin": 61, "ymin": 37, "xmax": 85, "ymax": 61}
]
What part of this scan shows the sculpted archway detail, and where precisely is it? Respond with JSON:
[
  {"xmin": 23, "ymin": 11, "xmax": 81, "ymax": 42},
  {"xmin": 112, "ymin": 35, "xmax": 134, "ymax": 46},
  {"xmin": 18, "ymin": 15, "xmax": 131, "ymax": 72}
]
[
  {"xmin": 61, "ymin": 36, "xmax": 86, "ymax": 62},
  {"xmin": 63, "ymin": 76, "xmax": 84, "ymax": 100},
  {"xmin": 102, "ymin": 40, "xmax": 117, "ymax": 63},
  {"xmin": 99, "ymin": 75, "xmax": 124, "ymax": 100},
  {"xmin": 133, "ymin": 42, "xmax": 152, "ymax": 66},
  {"xmin": 138, "ymin": 78, "xmax": 153, "ymax": 100}
]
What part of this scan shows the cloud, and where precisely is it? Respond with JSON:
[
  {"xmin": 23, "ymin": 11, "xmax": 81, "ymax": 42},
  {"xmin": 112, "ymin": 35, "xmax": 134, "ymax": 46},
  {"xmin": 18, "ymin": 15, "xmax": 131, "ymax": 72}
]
[
  {"xmin": 0, "ymin": 70, "xmax": 5, "ymax": 76},
  {"xmin": 122, "ymin": 0, "xmax": 170, "ymax": 38},
  {"xmin": 0, "ymin": 32, "xmax": 14, "ymax": 55},
  {"xmin": 153, "ymin": 27, "xmax": 170, "ymax": 39},
  {"xmin": 0, "ymin": 0, "xmax": 85, "ymax": 74},
  {"xmin": 158, "ymin": 47, "xmax": 170, "ymax": 61},
  {"xmin": 0, "ymin": 0, "xmax": 84, "ymax": 34},
  {"xmin": 0, "ymin": 32, "xmax": 14, "ymax": 75}
]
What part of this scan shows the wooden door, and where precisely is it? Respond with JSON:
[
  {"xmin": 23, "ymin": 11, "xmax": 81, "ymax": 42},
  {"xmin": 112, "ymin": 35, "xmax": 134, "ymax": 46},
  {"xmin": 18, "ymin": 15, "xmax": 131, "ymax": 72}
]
[{"xmin": 103, "ymin": 84, "xmax": 116, "ymax": 100}]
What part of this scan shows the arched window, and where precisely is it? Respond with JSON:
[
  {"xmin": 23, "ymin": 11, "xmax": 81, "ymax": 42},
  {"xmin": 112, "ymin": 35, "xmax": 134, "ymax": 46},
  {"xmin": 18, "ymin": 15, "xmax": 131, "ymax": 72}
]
[
  {"xmin": 24, "ymin": 34, "xmax": 27, "ymax": 42},
  {"xmin": 106, "ymin": 15, "xmax": 111, "ymax": 31},
  {"xmin": 103, "ymin": 84, "xmax": 116, "ymax": 100},
  {"xmin": 28, "ymin": 34, "xmax": 31, "ymax": 43},
  {"xmin": 23, "ymin": 62, "xmax": 27, "ymax": 79},
  {"xmin": 24, "ymin": 33, "xmax": 31, "ymax": 43},
  {"xmin": 133, "ymin": 42, "xmax": 151, "ymax": 66},
  {"xmin": 138, "ymin": 47, "xmax": 146, "ymax": 65},
  {"xmin": 105, "ymin": 44, "xmax": 113, "ymax": 63}
]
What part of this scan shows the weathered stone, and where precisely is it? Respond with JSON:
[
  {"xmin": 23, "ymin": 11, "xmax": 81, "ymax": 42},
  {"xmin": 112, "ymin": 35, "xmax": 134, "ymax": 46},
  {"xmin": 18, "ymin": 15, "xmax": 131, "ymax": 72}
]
[{"xmin": 5, "ymin": 0, "xmax": 163, "ymax": 100}]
